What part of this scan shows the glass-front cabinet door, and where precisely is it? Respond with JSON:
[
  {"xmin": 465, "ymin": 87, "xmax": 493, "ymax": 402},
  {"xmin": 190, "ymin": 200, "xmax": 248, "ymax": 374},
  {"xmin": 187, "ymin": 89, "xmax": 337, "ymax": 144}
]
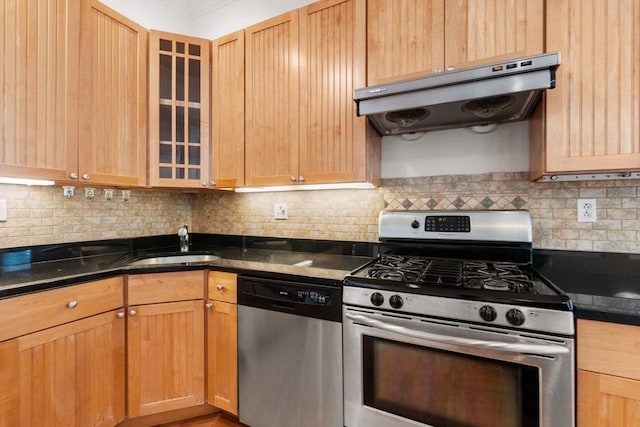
[{"xmin": 149, "ymin": 31, "xmax": 210, "ymax": 188}]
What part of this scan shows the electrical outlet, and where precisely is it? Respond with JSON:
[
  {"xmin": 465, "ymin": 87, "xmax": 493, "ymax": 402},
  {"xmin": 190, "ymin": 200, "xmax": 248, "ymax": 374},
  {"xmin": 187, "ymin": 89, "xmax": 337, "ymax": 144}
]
[
  {"xmin": 577, "ymin": 199, "xmax": 597, "ymax": 222},
  {"xmin": 274, "ymin": 203, "xmax": 288, "ymax": 220}
]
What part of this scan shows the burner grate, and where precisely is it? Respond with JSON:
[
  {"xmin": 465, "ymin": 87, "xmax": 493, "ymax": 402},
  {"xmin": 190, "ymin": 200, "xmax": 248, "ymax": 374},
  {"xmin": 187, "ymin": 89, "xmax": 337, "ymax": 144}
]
[{"xmin": 366, "ymin": 255, "xmax": 537, "ymax": 293}]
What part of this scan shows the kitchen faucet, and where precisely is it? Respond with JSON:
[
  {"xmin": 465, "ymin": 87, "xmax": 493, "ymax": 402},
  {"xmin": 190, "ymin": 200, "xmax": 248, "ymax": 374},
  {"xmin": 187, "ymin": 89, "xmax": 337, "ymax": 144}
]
[{"xmin": 178, "ymin": 224, "xmax": 189, "ymax": 252}]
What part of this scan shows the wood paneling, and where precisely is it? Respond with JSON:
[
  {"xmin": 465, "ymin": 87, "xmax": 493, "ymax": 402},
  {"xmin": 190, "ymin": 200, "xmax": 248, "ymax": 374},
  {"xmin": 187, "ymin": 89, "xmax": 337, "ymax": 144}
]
[
  {"xmin": 0, "ymin": 0, "xmax": 79, "ymax": 181},
  {"xmin": 77, "ymin": 0, "xmax": 147, "ymax": 187},
  {"xmin": 577, "ymin": 319, "xmax": 640, "ymax": 381},
  {"xmin": 211, "ymin": 31, "xmax": 245, "ymax": 188},
  {"xmin": 207, "ymin": 271, "xmax": 237, "ymax": 304},
  {"xmin": 367, "ymin": 0, "xmax": 445, "ymax": 85},
  {"xmin": 245, "ymin": 11, "xmax": 300, "ymax": 186},
  {"xmin": 577, "ymin": 319, "xmax": 640, "ymax": 427},
  {"xmin": 207, "ymin": 301, "xmax": 238, "ymax": 415},
  {"xmin": 539, "ymin": 0, "xmax": 640, "ymax": 174},
  {"xmin": 0, "ymin": 310, "xmax": 125, "ymax": 427},
  {"xmin": 367, "ymin": 0, "xmax": 543, "ymax": 85},
  {"xmin": 299, "ymin": 0, "xmax": 371, "ymax": 184},
  {"xmin": 445, "ymin": 0, "xmax": 543, "ymax": 69},
  {"xmin": 127, "ymin": 300, "xmax": 205, "ymax": 417},
  {"xmin": 578, "ymin": 370, "xmax": 640, "ymax": 427},
  {"xmin": 0, "ymin": 277, "xmax": 124, "ymax": 342},
  {"xmin": 127, "ymin": 271, "xmax": 205, "ymax": 305}
]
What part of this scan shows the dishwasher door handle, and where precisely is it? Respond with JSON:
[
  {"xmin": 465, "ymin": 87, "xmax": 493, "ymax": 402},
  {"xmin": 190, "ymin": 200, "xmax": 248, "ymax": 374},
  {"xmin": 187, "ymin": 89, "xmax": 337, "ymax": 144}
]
[{"xmin": 272, "ymin": 302, "xmax": 295, "ymax": 311}]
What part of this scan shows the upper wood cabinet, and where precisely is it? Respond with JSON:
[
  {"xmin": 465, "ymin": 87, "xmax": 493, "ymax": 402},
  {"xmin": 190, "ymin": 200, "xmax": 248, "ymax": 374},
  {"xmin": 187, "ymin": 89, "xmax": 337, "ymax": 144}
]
[
  {"xmin": 245, "ymin": 11, "xmax": 300, "ymax": 186},
  {"xmin": 211, "ymin": 31, "xmax": 245, "ymax": 188},
  {"xmin": 149, "ymin": 31, "xmax": 211, "ymax": 188},
  {"xmin": 299, "ymin": 0, "xmax": 379, "ymax": 185},
  {"xmin": 367, "ymin": 0, "xmax": 543, "ymax": 85},
  {"xmin": 530, "ymin": 0, "xmax": 640, "ymax": 178},
  {"xmin": 245, "ymin": 0, "xmax": 380, "ymax": 187},
  {"xmin": 0, "ymin": 0, "xmax": 80, "ymax": 182},
  {"xmin": 77, "ymin": 0, "xmax": 148, "ymax": 187},
  {"xmin": 577, "ymin": 319, "xmax": 640, "ymax": 427}
]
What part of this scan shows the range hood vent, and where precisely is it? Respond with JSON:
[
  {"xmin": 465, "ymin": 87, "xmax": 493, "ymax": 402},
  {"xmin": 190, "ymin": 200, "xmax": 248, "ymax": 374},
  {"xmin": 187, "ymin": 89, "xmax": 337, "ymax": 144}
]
[{"xmin": 354, "ymin": 52, "xmax": 560, "ymax": 135}]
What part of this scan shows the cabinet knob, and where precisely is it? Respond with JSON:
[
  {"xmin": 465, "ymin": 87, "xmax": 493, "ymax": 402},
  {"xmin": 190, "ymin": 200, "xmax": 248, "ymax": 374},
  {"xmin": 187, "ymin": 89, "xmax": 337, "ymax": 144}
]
[
  {"xmin": 202, "ymin": 181, "xmax": 209, "ymax": 187},
  {"xmin": 290, "ymin": 176, "xmax": 297, "ymax": 182},
  {"xmin": 298, "ymin": 176, "xmax": 305, "ymax": 182},
  {"xmin": 205, "ymin": 302, "xmax": 213, "ymax": 309},
  {"xmin": 81, "ymin": 173, "xmax": 90, "ymax": 181},
  {"xmin": 216, "ymin": 283, "xmax": 225, "ymax": 291},
  {"xmin": 69, "ymin": 172, "xmax": 78, "ymax": 180},
  {"xmin": 434, "ymin": 67, "xmax": 442, "ymax": 74},
  {"xmin": 117, "ymin": 312, "xmax": 126, "ymax": 319},
  {"xmin": 210, "ymin": 181, "xmax": 216, "ymax": 187},
  {"xmin": 67, "ymin": 300, "xmax": 78, "ymax": 309},
  {"xmin": 446, "ymin": 65, "xmax": 455, "ymax": 71},
  {"xmin": 129, "ymin": 309, "xmax": 137, "ymax": 317}
]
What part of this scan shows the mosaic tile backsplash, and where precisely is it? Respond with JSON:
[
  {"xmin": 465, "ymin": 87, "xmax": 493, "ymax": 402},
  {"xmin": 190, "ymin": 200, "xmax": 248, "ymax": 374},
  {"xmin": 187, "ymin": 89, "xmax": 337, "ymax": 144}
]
[{"xmin": 1, "ymin": 172, "xmax": 639, "ymax": 253}]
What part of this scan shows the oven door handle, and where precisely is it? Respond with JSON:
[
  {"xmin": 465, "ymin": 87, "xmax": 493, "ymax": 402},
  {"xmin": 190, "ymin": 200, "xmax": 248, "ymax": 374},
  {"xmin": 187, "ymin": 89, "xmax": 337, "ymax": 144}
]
[{"xmin": 345, "ymin": 313, "xmax": 569, "ymax": 356}]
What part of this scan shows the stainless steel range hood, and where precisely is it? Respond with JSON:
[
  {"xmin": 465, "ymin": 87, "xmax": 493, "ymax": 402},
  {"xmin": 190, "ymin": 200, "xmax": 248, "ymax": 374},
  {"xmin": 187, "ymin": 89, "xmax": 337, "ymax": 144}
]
[{"xmin": 354, "ymin": 52, "xmax": 560, "ymax": 135}]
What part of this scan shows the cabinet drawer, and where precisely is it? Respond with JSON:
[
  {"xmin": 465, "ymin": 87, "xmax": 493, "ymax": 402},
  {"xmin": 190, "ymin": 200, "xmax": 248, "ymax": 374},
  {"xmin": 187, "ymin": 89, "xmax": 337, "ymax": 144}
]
[
  {"xmin": 0, "ymin": 276, "xmax": 124, "ymax": 342},
  {"xmin": 208, "ymin": 271, "xmax": 237, "ymax": 303},
  {"xmin": 577, "ymin": 319, "xmax": 640, "ymax": 381},
  {"xmin": 127, "ymin": 271, "xmax": 205, "ymax": 305}
]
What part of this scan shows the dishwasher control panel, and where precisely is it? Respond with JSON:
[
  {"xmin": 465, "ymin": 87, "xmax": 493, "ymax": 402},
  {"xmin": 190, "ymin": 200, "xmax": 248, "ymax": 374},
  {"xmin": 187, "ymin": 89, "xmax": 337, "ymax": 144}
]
[{"xmin": 238, "ymin": 275, "xmax": 342, "ymax": 322}]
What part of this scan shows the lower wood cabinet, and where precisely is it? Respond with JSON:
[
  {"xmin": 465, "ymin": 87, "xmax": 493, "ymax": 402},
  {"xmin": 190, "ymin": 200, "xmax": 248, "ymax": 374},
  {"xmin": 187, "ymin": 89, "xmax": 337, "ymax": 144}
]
[
  {"xmin": 207, "ymin": 271, "xmax": 238, "ymax": 415},
  {"xmin": 126, "ymin": 271, "xmax": 206, "ymax": 418},
  {"xmin": 577, "ymin": 319, "xmax": 640, "ymax": 427},
  {"xmin": 0, "ymin": 278, "xmax": 125, "ymax": 427}
]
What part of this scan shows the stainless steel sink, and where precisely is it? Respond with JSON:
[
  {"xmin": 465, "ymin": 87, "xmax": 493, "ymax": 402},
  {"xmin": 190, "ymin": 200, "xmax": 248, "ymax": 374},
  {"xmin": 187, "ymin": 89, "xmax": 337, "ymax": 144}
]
[{"xmin": 128, "ymin": 254, "xmax": 220, "ymax": 266}]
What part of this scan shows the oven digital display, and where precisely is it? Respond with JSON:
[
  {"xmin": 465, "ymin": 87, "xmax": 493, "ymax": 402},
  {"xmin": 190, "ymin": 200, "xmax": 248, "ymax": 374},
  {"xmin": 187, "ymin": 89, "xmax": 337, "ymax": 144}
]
[{"xmin": 425, "ymin": 215, "xmax": 471, "ymax": 232}]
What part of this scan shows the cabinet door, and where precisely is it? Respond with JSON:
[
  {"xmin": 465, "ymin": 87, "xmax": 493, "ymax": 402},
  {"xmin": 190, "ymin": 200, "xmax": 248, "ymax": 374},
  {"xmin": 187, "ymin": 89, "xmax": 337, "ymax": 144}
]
[
  {"xmin": 299, "ymin": 0, "xmax": 371, "ymax": 184},
  {"xmin": 578, "ymin": 370, "xmax": 640, "ymax": 427},
  {"xmin": 245, "ymin": 11, "xmax": 300, "ymax": 186},
  {"xmin": 207, "ymin": 300, "xmax": 238, "ymax": 415},
  {"xmin": 366, "ymin": 0, "xmax": 445, "ymax": 85},
  {"xmin": 127, "ymin": 300, "xmax": 205, "ymax": 417},
  {"xmin": 149, "ymin": 31, "xmax": 210, "ymax": 188},
  {"xmin": 211, "ymin": 31, "xmax": 245, "ymax": 189},
  {"xmin": 540, "ymin": 0, "xmax": 640, "ymax": 174},
  {"xmin": 0, "ymin": 0, "xmax": 80, "ymax": 182},
  {"xmin": 77, "ymin": 0, "xmax": 147, "ymax": 187},
  {"xmin": 444, "ymin": 0, "xmax": 543, "ymax": 70},
  {"xmin": 0, "ymin": 311, "xmax": 125, "ymax": 427}
]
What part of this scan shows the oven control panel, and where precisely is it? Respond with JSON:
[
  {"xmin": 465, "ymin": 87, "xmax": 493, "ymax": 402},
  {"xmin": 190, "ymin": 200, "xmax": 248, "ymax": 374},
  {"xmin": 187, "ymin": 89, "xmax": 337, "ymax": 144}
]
[
  {"xmin": 343, "ymin": 287, "xmax": 575, "ymax": 336},
  {"xmin": 425, "ymin": 215, "xmax": 471, "ymax": 233}
]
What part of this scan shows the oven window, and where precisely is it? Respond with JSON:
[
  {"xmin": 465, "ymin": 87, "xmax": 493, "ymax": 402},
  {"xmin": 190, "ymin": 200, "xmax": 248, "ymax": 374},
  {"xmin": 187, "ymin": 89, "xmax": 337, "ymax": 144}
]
[{"xmin": 362, "ymin": 336, "xmax": 539, "ymax": 427}]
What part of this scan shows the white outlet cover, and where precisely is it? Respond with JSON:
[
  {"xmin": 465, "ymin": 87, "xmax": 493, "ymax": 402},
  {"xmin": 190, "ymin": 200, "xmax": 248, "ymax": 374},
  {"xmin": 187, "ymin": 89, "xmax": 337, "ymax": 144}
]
[
  {"xmin": 0, "ymin": 199, "xmax": 7, "ymax": 221},
  {"xmin": 577, "ymin": 198, "xmax": 597, "ymax": 222},
  {"xmin": 273, "ymin": 202, "xmax": 288, "ymax": 219}
]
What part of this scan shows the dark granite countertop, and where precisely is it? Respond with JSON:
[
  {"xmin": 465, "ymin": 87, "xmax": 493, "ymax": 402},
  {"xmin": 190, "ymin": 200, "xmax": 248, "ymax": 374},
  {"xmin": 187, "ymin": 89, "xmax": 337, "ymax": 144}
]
[
  {"xmin": 534, "ymin": 249, "xmax": 640, "ymax": 326},
  {"xmin": 0, "ymin": 234, "xmax": 376, "ymax": 299},
  {"xmin": 3, "ymin": 236, "xmax": 640, "ymax": 327}
]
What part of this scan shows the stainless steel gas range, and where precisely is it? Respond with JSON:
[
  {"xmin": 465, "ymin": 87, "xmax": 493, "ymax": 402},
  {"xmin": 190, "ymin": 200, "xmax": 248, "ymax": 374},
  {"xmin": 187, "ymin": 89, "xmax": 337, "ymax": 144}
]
[{"xmin": 343, "ymin": 210, "xmax": 575, "ymax": 427}]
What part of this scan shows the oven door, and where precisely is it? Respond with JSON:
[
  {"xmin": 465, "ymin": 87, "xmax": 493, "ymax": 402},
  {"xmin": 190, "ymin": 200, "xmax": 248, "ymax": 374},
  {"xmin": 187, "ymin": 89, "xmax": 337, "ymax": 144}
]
[{"xmin": 343, "ymin": 306, "xmax": 574, "ymax": 427}]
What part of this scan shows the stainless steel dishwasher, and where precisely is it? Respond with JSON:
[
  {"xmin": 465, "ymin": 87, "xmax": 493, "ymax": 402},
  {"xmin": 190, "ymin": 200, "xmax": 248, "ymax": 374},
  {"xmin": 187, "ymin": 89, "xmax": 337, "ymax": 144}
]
[{"xmin": 237, "ymin": 275, "xmax": 343, "ymax": 427}]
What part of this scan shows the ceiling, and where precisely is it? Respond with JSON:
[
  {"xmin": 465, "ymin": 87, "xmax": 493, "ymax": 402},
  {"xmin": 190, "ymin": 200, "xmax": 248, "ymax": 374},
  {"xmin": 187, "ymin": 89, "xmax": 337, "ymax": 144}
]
[{"xmin": 159, "ymin": 0, "xmax": 238, "ymax": 20}]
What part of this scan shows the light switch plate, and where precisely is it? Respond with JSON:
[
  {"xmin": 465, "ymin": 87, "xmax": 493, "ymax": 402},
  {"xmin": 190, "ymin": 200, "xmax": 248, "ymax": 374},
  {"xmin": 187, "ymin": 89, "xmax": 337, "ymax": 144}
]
[{"xmin": 0, "ymin": 199, "xmax": 7, "ymax": 221}]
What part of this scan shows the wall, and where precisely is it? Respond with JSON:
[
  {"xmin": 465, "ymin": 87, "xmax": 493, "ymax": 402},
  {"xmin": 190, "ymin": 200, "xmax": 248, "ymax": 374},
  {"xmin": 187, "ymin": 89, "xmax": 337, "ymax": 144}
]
[
  {"xmin": 190, "ymin": 172, "xmax": 640, "ymax": 253},
  {"xmin": 0, "ymin": 185, "xmax": 192, "ymax": 249}
]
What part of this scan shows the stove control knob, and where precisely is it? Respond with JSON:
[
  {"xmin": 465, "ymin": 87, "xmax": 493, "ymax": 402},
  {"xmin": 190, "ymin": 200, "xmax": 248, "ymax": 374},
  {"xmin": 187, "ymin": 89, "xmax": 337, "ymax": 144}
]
[
  {"xmin": 506, "ymin": 308, "xmax": 526, "ymax": 326},
  {"xmin": 479, "ymin": 305, "xmax": 497, "ymax": 322},
  {"xmin": 370, "ymin": 292, "xmax": 384, "ymax": 307},
  {"xmin": 389, "ymin": 295, "xmax": 404, "ymax": 309},
  {"xmin": 411, "ymin": 220, "xmax": 420, "ymax": 229}
]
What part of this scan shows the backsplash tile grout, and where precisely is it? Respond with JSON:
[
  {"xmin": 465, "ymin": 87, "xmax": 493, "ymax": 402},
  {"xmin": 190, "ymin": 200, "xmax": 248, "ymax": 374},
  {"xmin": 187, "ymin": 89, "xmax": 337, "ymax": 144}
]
[{"xmin": 1, "ymin": 172, "xmax": 639, "ymax": 253}]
